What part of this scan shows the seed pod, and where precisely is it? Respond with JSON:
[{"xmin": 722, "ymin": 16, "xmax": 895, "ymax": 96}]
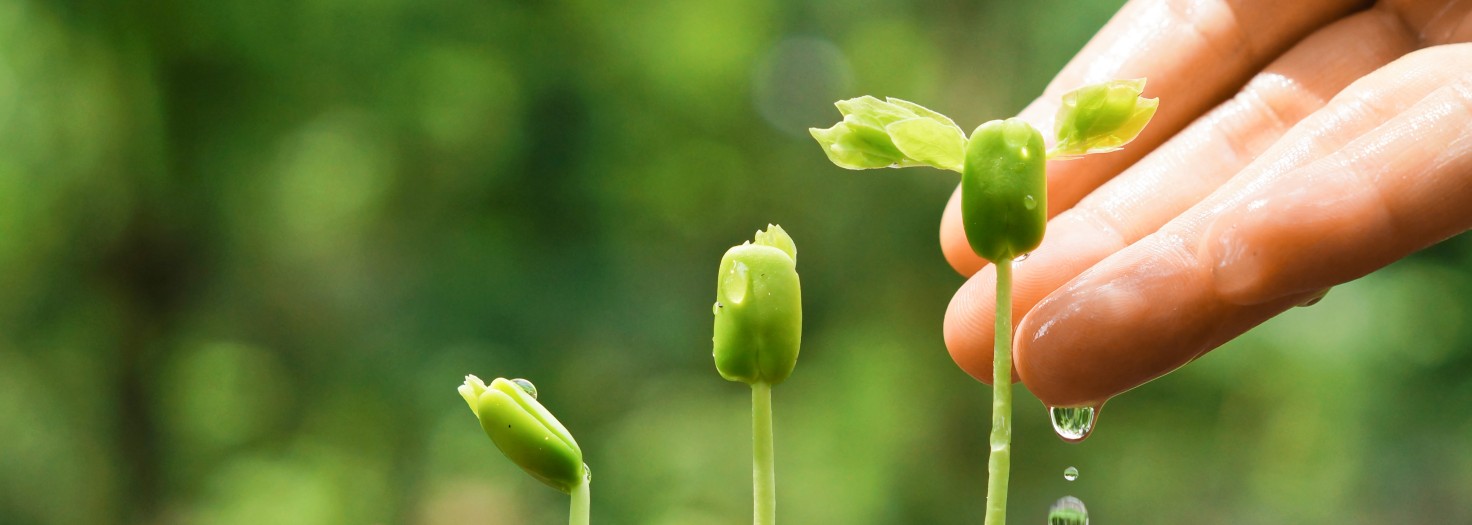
[
  {"xmin": 961, "ymin": 118, "xmax": 1047, "ymax": 262},
  {"xmin": 459, "ymin": 375, "xmax": 586, "ymax": 493},
  {"xmin": 712, "ymin": 224, "xmax": 802, "ymax": 385}
]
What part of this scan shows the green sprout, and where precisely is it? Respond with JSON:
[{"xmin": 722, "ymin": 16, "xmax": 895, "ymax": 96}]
[
  {"xmin": 811, "ymin": 80, "xmax": 1156, "ymax": 525},
  {"xmin": 459, "ymin": 375, "xmax": 591, "ymax": 525},
  {"xmin": 713, "ymin": 224, "xmax": 801, "ymax": 525}
]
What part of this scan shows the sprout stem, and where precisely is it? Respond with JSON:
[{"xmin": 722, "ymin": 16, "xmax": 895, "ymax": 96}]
[
  {"xmin": 753, "ymin": 381, "xmax": 776, "ymax": 525},
  {"xmin": 985, "ymin": 259, "xmax": 1014, "ymax": 525},
  {"xmin": 569, "ymin": 478, "xmax": 590, "ymax": 525}
]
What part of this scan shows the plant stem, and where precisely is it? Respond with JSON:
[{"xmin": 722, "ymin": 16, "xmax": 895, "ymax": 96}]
[
  {"xmin": 985, "ymin": 259, "xmax": 1013, "ymax": 525},
  {"xmin": 569, "ymin": 477, "xmax": 590, "ymax": 525},
  {"xmin": 752, "ymin": 381, "xmax": 776, "ymax": 525}
]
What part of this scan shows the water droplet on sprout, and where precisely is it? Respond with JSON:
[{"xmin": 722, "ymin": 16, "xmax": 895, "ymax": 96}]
[
  {"xmin": 1023, "ymin": 195, "xmax": 1038, "ymax": 210},
  {"xmin": 583, "ymin": 462, "xmax": 592, "ymax": 483},
  {"xmin": 1048, "ymin": 496, "xmax": 1088, "ymax": 525},
  {"xmin": 510, "ymin": 378, "xmax": 538, "ymax": 399},
  {"xmin": 1049, "ymin": 405, "xmax": 1097, "ymax": 443},
  {"xmin": 1063, "ymin": 466, "xmax": 1078, "ymax": 481},
  {"xmin": 713, "ymin": 301, "xmax": 723, "ymax": 315},
  {"xmin": 1014, "ymin": 252, "xmax": 1031, "ymax": 262}
]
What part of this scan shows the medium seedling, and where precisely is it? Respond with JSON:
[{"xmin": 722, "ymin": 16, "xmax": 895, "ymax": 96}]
[{"xmin": 810, "ymin": 79, "xmax": 1157, "ymax": 524}]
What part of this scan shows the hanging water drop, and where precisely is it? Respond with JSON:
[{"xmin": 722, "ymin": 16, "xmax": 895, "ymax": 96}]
[
  {"xmin": 1298, "ymin": 287, "xmax": 1331, "ymax": 307},
  {"xmin": 510, "ymin": 378, "xmax": 538, "ymax": 399},
  {"xmin": 1063, "ymin": 466, "xmax": 1078, "ymax": 481},
  {"xmin": 1048, "ymin": 496, "xmax": 1088, "ymax": 525},
  {"xmin": 1014, "ymin": 252, "xmax": 1031, "ymax": 262},
  {"xmin": 1049, "ymin": 405, "xmax": 1097, "ymax": 443}
]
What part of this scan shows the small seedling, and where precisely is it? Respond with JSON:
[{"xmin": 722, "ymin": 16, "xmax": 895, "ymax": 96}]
[
  {"xmin": 459, "ymin": 375, "xmax": 591, "ymax": 525},
  {"xmin": 811, "ymin": 80, "xmax": 1157, "ymax": 524},
  {"xmin": 712, "ymin": 224, "xmax": 802, "ymax": 525}
]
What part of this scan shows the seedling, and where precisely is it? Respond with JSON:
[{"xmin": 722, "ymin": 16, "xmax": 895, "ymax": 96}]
[
  {"xmin": 810, "ymin": 80, "xmax": 1157, "ymax": 524},
  {"xmin": 459, "ymin": 375, "xmax": 591, "ymax": 525},
  {"xmin": 712, "ymin": 224, "xmax": 802, "ymax": 525}
]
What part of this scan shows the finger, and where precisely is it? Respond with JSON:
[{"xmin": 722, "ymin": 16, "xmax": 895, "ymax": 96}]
[
  {"xmin": 945, "ymin": 9, "xmax": 1418, "ymax": 384},
  {"xmin": 1014, "ymin": 44, "xmax": 1472, "ymax": 407},
  {"xmin": 941, "ymin": 0, "xmax": 1367, "ymax": 275}
]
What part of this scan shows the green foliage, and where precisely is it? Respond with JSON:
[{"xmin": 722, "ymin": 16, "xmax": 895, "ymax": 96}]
[
  {"xmin": 810, "ymin": 96, "xmax": 965, "ymax": 172},
  {"xmin": 1050, "ymin": 78, "xmax": 1158, "ymax": 158}
]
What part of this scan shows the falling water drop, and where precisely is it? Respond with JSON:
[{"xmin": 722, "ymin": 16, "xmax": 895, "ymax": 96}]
[
  {"xmin": 1049, "ymin": 405, "xmax": 1097, "ymax": 443},
  {"xmin": 1048, "ymin": 496, "xmax": 1088, "ymax": 525},
  {"xmin": 1063, "ymin": 466, "xmax": 1078, "ymax": 481},
  {"xmin": 510, "ymin": 378, "xmax": 538, "ymax": 399}
]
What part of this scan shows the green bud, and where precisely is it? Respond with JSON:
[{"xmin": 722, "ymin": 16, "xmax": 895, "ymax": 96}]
[
  {"xmin": 961, "ymin": 118, "xmax": 1047, "ymax": 262},
  {"xmin": 712, "ymin": 224, "xmax": 802, "ymax": 385},
  {"xmin": 810, "ymin": 96, "xmax": 966, "ymax": 172},
  {"xmin": 459, "ymin": 375, "xmax": 586, "ymax": 493},
  {"xmin": 1051, "ymin": 78, "xmax": 1159, "ymax": 158}
]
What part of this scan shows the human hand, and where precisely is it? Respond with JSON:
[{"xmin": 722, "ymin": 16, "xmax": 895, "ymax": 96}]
[{"xmin": 941, "ymin": 0, "xmax": 1472, "ymax": 408}]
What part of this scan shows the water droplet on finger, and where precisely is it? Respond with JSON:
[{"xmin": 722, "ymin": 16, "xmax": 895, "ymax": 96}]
[
  {"xmin": 1298, "ymin": 287, "xmax": 1331, "ymax": 307},
  {"xmin": 1049, "ymin": 405, "xmax": 1098, "ymax": 443}
]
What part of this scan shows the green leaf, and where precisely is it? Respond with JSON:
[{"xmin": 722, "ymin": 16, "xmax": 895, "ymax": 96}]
[
  {"xmin": 811, "ymin": 96, "xmax": 966, "ymax": 172},
  {"xmin": 886, "ymin": 97, "xmax": 961, "ymax": 130},
  {"xmin": 886, "ymin": 117, "xmax": 966, "ymax": 172},
  {"xmin": 810, "ymin": 122, "xmax": 905, "ymax": 170},
  {"xmin": 1051, "ymin": 78, "xmax": 1158, "ymax": 158}
]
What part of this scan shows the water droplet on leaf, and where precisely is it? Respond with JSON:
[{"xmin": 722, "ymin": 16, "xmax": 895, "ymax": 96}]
[
  {"xmin": 1049, "ymin": 405, "xmax": 1097, "ymax": 443},
  {"xmin": 510, "ymin": 378, "xmax": 538, "ymax": 399},
  {"xmin": 1048, "ymin": 496, "xmax": 1088, "ymax": 525}
]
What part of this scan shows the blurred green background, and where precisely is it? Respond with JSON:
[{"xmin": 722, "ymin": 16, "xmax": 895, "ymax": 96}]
[{"xmin": 3, "ymin": 0, "xmax": 1472, "ymax": 523}]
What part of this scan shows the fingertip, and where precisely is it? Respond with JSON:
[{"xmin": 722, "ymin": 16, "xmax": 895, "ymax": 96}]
[
  {"xmin": 944, "ymin": 266, "xmax": 1000, "ymax": 384},
  {"xmin": 944, "ymin": 265, "xmax": 1029, "ymax": 384},
  {"xmin": 1014, "ymin": 238, "xmax": 1216, "ymax": 407},
  {"xmin": 941, "ymin": 185, "xmax": 989, "ymax": 276}
]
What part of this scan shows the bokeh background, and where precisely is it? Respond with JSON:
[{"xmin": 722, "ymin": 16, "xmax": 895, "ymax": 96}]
[{"xmin": 3, "ymin": 0, "xmax": 1472, "ymax": 523}]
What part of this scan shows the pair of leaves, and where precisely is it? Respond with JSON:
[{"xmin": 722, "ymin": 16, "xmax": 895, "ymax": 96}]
[
  {"xmin": 809, "ymin": 96, "xmax": 967, "ymax": 172},
  {"xmin": 810, "ymin": 79, "xmax": 1159, "ymax": 172},
  {"xmin": 1050, "ymin": 78, "xmax": 1159, "ymax": 158}
]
